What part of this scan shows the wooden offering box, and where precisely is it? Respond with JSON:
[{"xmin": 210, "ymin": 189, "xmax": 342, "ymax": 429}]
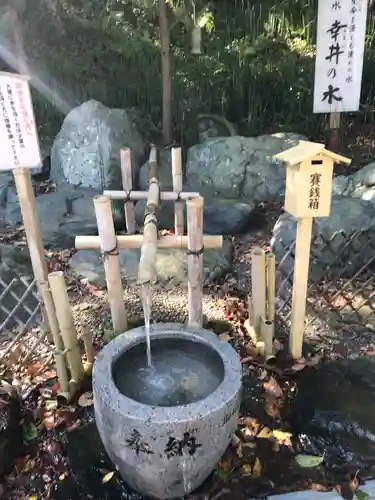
[{"xmin": 274, "ymin": 140, "xmax": 351, "ymax": 218}]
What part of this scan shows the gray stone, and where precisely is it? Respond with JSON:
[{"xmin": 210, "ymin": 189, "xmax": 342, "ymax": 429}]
[
  {"xmin": 93, "ymin": 323, "xmax": 242, "ymax": 499},
  {"xmin": 271, "ymin": 196, "xmax": 375, "ymax": 281},
  {"xmin": 6, "ymin": 183, "xmax": 100, "ymax": 249},
  {"xmin": 134, "ymin": 198, "xmax": 255, "ymax": 235},
  {"xmin": 51, "ymin": 100, "xmax": 146, "ymax": 190},
  {"xmin": 69, "ymin": 239, "xmax": 232, "ymax": 287},
  {"xmin": 185, "ymin": 133, "xmax": 306, "ymax": 203},
  {"xmin": 333, "ymin": 163, "xmax": 375, "ymax": 204}
]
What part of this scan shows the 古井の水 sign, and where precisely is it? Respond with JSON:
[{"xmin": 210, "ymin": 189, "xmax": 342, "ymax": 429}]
[
  {"xmin": 313, "ymin": 0, "xmax": 368, "ymax": 114},
  {"xmin": 0, "ymin": 72, "xmax": 41, "ymax": 171}
]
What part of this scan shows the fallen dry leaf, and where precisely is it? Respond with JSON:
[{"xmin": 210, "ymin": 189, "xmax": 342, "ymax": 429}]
[
  {"xmin": 273, "ymin": 338, "xmax": 283, "ymax": 353},
  {"xmin": 242, "ymin": 464, "xmax": 252, "ymax": 475},
  {"xmin": 236, "ymin": 443, "xmax": 243, "ymax": 458},
  {"xmin": 78, "ymin": 391, "xmax": 94, "ymax": 408},
  {"xmin": 291, "ymin": 363, "xmax": 306, "ymax": 372},
  {"xmin": 218, "ymin": 333, "xmax": 232, "ymax": 342},
  {"xmin": 263, "ymin": 377, "xmax": 283, "ymax": 397},
  {"xmin": 102, "ymin": 471, "xmax": 115, "ymax": 483},
  {"xmin": 272, "ymin": 429, "xmax": 293, "ymax": 445},
  {"xmin": 257, "ymin": 427, "xmax": 273, "ymax": 439},
  {"xmin": 252, "ymin": 457, "xmax": 262, "ymax": 478}
]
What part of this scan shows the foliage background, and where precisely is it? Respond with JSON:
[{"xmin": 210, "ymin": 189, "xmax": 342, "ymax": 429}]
[{"xmin": 12, "ymin": 0, "xmax": 375, "ymax": 148}]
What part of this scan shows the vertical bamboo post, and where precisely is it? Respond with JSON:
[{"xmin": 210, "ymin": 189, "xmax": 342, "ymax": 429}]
[
  {"xmin": 260, "ymin": 317, "xmax": 274, "ymax": 358},
  {"xmin": 80, "ymin": 326, "xmax": 95, "ymax": 365},
  {"xmin": 48, "ymin": 271, "xmax": 84, "ymax": 384},
  {"xmin": 120, "ymin": 148, "xmax": 136, "ymax": 234},
  {"xmin": 12, "ymin": 169, "xmax": 69, "ymax": 393},
  {"xmin": 187, "ymin": 196, "xmax": 204, "ymax": 327},
  {"xmin": 250, "ymin": 247, "xmax": 267, "ymax": 342},
  {"xmin": 289, "ymin": 217, "xmax": 313, "ymax": 358},
  {"xmin": 94, "ymin": 196, "xmax": 127, "ymax": 333},
  {"xmin": 172, "ymin": 146, "xmax": 184, "ymax": 235},
  {"xmin": 138, "ymin": 146, "xmax": 159, "ymax": 285},
  {"xmin": 266, "ymin": 252, "xmax": 276, "ymax": 325}
]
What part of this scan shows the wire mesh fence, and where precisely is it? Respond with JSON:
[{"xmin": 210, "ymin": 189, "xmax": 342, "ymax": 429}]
[
  {"xmin": 275, "ymin": 229, "xmax": 375, "ymax": 335},
  {"xmin": 0, "ymin": 261, "xmax": 51, "ymax": 367}
]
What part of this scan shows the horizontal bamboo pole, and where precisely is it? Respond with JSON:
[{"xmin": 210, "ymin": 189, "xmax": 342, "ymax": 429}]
[
  {"xmin": 75, "ymin": 234, "xmax": 222, "ymax": 250},
  {"xmin": 103, "ymin": 190, "xmax": 199, "ymax": 201}
]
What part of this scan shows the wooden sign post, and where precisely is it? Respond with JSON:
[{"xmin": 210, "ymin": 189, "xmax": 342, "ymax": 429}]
[
  {"xmin": 274, "ymin": 141, "xmax": 351, "ymax": 359},
  {"xmin": 0, "ymin": 71, "xmax": 69, "ymax": 393},
  {"xmin": 313, "ymin": 0, "xmax": 368, "ymax": 150}
]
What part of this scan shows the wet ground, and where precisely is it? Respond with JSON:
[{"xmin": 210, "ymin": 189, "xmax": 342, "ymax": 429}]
[{"xmin": 14, "ymin": 355, "xmax": 371, "ymax": 500}]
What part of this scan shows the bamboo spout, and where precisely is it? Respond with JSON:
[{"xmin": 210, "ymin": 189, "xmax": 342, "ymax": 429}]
[{"xmin": 138, "ymin": 146, "xmax": 159, "ymax": 285}]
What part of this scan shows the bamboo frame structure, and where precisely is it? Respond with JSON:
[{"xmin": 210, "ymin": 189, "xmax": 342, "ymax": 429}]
[
  {"xmin": 187, "ymin": 196, "xmax": 204, "ymax": 327},
  {"xmin": 75, "ymin": 234, "xmax": 222, "ymax": 250},
  {"xmin": 94, "ymin": 195, "xmax": 127, "ymax": 333},
  {"xmin": 103, "ymin": 190, "xmax": 199, "ymax": 201},
  {"xmin": 73, "ymin": 145, "xmax": 223, "ymax": 334},
  {"xmin": 120, "ymin": 148, "xmax": 136, "ymax": 234},
  {"xmin": 48, "ymin": 271, "xmax": 84, "ymax": 385},
  {"xmin": 172, "ymin": 146, "xmax": 184, "ymax": 235},
  {"xmin": 138, "ymin": 146, "xmax": 159, "ymax": 285}
]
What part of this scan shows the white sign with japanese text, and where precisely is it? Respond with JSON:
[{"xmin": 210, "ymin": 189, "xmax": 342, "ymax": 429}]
[
  {"xmin": 313, "ymin": 0, "xmax": 368, "ymax": 113},
  {"xmin": 0, "ymin": 72, "xmax": 41, "ymax": 170}
]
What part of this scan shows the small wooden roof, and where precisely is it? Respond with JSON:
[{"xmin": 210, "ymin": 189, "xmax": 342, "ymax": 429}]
[{"xmin": 274, "ymin": 140, "xmax": 351, "ymax": 166}]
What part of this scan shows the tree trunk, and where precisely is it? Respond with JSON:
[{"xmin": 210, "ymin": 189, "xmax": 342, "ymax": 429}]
[{"xmin": 159, "ymin": 0, "xmax": 172, "ymax": 145}]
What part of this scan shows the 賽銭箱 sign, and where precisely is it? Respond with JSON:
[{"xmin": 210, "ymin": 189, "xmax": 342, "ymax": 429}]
[
  {"xmin": 0, "ymin": 72, "xmax": 41, "ymax": 171},
  {"xmin": 313, "ymin": 0, "xmax": 368, "ymax": 114}
]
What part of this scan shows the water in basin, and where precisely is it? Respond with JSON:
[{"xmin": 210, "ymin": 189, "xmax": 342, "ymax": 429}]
[{"xmin": 113, "ymin": 337, "xmax": 224, "ymax": 407}]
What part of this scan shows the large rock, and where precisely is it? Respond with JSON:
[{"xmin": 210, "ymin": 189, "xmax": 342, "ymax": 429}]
[
  {"xmin": 185, "ymin": 133, "xmax": 306, "ymax": 202},
  {"xmin": 6, "ymin": 183, "xmax": 100, "ymax": 249},
  {"xmin": 333, "ymin": 162, "xmax": 375, "ymax": 204},
  {"xmin": 271, "ymin": 196, "xmax": 375, "ymax": 281},
  {"xmin": 51, "ymin": 100, "xmax": 146, "ymax": 190},
  {"xmin": 133, "ymin": 198, "xmax": 255, "ymax": 235},
  {"xmin": 69, "ymin": 239, "xmax": 232, "ymax": 288}
]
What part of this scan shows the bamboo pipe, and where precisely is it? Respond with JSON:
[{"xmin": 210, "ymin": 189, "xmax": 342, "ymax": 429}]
[
  {"xmin": 187, "ymin": 196, "xmax": 204, "ymax": 327},
  {"xmin": 172, "ymin": 147, "xmax": 184, "ymax": 235},
  {"xmin": 48, "ymin": 271, "xmax": 84, "ymax": 384},
  {"xmin": 120, "ymin": 148, "xmax": 136, "ymax": 234},
  {"xmin": 75, "ymin": 234, "xmax": 223, "ymax": 250},
  {"xmin": 260, "ymin": 316, "xmax": 274, "ymax": 358},
  {"xmin": 250, "ymin": 247, "xmax": 267, "ymax": 342},
  {"xmin": 138, "ymin": 146, "xmax": 159, "ymax": 285},
  {"xmin": 94, "ymin": 195, "xmax": 127, "ymax": 333},
  {"xmin": 102, "ymin": 190, "xmax": 200, "ymax": 201}
]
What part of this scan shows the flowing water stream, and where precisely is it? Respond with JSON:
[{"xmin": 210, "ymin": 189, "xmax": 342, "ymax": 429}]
[{"xmin": 141, "ymin": 283, "xmax": 152, "ymax": 368}]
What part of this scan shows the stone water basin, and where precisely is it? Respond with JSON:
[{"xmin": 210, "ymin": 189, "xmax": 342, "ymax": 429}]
[{"xmin": 92, "ymin": 323, "xmax": 242, "ymax": 499}]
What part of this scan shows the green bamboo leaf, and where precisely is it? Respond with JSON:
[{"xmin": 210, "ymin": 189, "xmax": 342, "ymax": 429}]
[
  {"xmin": 355, "ymin": 490, "xmax": 369, "ymax": 499},
  {"xmin": 295, "ymin": 454, "xmax": 324, "ymax": 468}
]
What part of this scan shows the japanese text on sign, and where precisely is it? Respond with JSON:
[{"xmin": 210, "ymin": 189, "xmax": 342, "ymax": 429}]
[
  {"xmin": 308, "ymin": 173, "xmax": 322, "ymax": 211},
  {"xmin": 0, "ymin": 72, "xmax": 41, "ymax": 171},
  {"xmin": 313, "ymin": 0, "xmax": 368, "ymax": 113}
]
